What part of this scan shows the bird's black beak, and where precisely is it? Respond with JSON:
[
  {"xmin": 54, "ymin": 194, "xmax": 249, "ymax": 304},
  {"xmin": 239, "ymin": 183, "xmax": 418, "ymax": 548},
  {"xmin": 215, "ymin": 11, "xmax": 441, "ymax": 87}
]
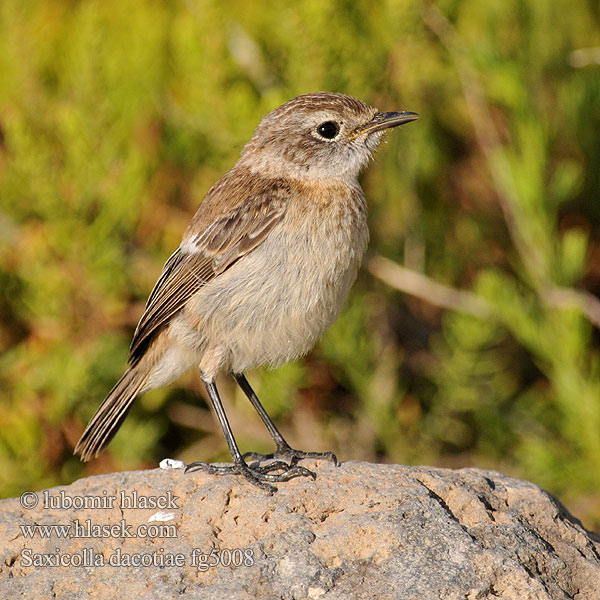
[{"xmin": 358, "ymin": 111, "xmax": 419, "ymax": 135}]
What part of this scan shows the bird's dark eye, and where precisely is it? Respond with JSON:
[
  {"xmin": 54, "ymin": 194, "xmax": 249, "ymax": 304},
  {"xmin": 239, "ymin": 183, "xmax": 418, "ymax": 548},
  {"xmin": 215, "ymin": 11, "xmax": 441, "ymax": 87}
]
[{"xmin": 316, "ymin": 121, "xmax": 340, "ymax": 139}]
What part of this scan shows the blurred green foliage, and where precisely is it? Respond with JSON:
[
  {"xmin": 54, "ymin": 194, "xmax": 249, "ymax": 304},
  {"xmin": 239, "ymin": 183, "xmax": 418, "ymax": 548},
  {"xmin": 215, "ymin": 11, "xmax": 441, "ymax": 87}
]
[{"xmin": 1, "ymin": 0, "xmax": 599, "ymax": 527}]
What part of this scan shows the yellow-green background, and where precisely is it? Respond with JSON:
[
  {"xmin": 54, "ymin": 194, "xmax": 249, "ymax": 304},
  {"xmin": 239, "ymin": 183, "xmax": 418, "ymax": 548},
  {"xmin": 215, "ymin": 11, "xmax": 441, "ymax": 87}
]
[{"xmin": 1, "ymin": 0, "xmax": 600, "ymax": 529}]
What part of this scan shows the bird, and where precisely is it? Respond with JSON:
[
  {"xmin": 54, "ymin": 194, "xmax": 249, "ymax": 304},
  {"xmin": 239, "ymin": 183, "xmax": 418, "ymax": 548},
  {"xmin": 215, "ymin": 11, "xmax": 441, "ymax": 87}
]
[{"xmin": 75, "ymin": 92, "xmax": 418, "ymax": 492}]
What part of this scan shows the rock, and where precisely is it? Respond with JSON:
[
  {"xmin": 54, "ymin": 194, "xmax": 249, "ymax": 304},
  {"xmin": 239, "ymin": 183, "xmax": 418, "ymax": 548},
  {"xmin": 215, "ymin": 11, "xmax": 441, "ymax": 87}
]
[{"xmin": 1, "ymin": 461, "xmax": 598, "ymax": 599}]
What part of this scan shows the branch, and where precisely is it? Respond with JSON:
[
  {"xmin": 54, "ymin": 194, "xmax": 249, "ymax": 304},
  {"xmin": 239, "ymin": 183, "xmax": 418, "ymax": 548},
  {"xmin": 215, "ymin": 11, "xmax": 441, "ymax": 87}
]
[
  {"xmin": 367, "ymin": 255, "xmax": 494, "ymax": 319},
  {"xmin": 543, "ymin": 287, "xmax": 600, "ymax": 330}
]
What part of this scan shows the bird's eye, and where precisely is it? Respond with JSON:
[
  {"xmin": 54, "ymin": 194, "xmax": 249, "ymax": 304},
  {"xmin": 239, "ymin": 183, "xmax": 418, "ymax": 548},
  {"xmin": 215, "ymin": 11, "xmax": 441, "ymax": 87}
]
[{"xmin": 316, "ymin": 121, "xmax": 340, "ymax": 139}]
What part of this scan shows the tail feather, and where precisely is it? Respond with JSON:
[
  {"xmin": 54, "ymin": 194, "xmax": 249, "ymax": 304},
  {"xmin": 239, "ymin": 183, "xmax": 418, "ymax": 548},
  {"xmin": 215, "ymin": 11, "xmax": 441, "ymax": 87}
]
[{"xmin": 75, "ymin": 366, "xmax": 149, "ymax": 461}]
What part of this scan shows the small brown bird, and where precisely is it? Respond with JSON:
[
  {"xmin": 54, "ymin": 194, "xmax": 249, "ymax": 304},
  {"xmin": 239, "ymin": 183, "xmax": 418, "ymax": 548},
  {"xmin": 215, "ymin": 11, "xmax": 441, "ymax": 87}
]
[{"xmin": 75, "ymin": 92, "xmax": 418, "ymax": 491}]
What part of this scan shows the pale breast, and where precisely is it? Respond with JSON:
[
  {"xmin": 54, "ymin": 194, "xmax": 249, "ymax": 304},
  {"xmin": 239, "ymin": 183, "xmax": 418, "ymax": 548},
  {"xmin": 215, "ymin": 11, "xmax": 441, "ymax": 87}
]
[{"xmin": 183, "ymin": 184, "xmax": 369, "ymax": 373}]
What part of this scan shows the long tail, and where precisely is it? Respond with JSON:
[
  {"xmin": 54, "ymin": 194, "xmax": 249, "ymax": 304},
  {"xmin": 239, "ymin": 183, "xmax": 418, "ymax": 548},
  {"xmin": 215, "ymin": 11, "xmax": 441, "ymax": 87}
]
[{"xmin": 75, "ymin": 365, "xmax": 149, "ymax": 461}]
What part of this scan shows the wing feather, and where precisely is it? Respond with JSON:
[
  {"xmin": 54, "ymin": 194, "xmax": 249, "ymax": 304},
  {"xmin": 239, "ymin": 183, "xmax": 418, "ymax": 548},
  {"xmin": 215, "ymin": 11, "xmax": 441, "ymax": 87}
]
[{"xmin": 128, "ymin": 189, "xmax": 288, "ymax": 364}]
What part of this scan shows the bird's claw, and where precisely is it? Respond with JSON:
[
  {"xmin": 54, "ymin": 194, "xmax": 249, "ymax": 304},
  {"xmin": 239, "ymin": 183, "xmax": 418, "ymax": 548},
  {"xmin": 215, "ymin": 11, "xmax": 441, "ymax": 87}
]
[
  {"xmin": 243, "ymin": 445, "xmax": 338, "ymax": 467},
  {"xmin": 185, "ymin": 458, "xmax": 316, "ymax": 494}
]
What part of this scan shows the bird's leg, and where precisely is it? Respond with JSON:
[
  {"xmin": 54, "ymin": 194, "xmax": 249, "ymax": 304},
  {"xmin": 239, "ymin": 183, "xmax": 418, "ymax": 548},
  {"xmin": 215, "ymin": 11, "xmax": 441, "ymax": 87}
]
[
  {"xmin": 233, "ymin": 373, "xmax": 338, "ymax": 468},
  {"xmin": 185, "ymin": 375, "xmax": 315, "ymax": 493}
]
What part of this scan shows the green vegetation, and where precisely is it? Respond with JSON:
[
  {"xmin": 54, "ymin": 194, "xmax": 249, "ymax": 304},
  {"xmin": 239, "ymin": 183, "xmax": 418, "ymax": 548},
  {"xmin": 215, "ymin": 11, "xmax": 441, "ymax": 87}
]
[{"xmin": 1, "ymin": 1, "xmax": 599, "ymax": 527}]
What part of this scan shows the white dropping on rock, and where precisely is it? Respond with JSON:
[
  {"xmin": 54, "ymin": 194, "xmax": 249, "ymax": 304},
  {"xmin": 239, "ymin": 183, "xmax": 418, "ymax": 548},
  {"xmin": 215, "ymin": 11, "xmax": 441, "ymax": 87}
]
[
  {"xmin": 159, "ymin": 458, "xmax": 186, "ymax": 470},
  {"xmin": 148, "ymin": 511, "xmax": 176, "ymax": 523}
]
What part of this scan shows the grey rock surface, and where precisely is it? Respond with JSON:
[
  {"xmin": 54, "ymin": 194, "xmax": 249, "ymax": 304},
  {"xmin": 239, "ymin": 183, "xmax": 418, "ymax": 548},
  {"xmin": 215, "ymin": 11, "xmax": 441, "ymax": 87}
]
[{"xmin": 1, "ymin": 461, "xmax": 598, "ymax": 599}]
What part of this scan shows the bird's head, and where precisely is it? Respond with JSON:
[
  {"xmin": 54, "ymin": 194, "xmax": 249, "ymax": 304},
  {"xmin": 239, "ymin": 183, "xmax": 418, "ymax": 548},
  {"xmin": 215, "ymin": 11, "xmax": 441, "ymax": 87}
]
[{"xmin": 239, "ymin": 92, "xmax": 418, "ymax": 181}]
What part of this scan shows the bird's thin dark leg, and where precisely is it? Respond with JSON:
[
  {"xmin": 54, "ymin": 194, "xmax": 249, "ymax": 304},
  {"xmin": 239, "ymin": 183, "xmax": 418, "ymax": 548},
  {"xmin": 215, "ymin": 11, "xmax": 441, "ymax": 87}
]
[
  {"xmin": 233, "ymin": 373, "xmax": 338, "ymax": 467},
  {"xmin": 185, "ymin": 375, "xmax": 316, "ymax": 493}
]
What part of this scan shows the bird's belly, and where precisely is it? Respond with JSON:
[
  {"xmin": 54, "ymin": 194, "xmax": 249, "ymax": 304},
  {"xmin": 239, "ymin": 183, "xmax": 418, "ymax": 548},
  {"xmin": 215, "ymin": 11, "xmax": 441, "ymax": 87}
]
[{"xmin": 184, "ymin": 208, "xmax": 368, "ymax": 373}]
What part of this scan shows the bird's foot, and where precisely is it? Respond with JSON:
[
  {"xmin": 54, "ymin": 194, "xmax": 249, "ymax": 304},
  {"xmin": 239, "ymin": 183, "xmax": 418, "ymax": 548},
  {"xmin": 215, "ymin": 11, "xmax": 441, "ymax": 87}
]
[
  {"xmin": 185, "ymin": 459, "xmax": 315, "ymax": 494},
  {"xmin": 243, "ymin": 444, "xmax": 338, "ymax": 468}
]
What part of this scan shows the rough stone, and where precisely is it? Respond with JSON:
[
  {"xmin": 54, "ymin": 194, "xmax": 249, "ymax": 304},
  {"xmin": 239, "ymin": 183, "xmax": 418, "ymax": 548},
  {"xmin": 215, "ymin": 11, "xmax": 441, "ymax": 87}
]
[{"xmin": 1, "ymin": 461, "xmax": 598, "ymax": 599}]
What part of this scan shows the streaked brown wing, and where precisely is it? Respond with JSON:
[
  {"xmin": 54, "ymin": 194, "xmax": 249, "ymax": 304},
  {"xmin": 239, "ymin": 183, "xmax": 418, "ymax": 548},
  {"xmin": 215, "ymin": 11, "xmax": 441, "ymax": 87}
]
[{"xmin": 128, "ymin": 192, "xmax": 287, "ymax": 364}]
